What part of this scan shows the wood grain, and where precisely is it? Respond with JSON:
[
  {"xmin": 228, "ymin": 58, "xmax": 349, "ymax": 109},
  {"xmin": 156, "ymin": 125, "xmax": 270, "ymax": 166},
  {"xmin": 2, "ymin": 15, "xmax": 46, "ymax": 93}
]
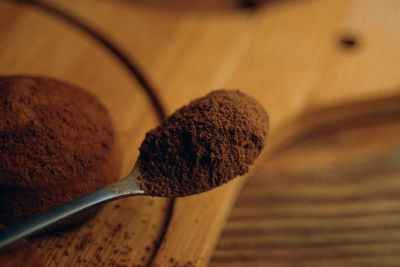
[
  {"xmin": 211, "ymin": 95, "xmax": 400, "ymax": 266},
  {"xmin": 1, "ymin": 0, "xmax": 400, "ymax": 266}
]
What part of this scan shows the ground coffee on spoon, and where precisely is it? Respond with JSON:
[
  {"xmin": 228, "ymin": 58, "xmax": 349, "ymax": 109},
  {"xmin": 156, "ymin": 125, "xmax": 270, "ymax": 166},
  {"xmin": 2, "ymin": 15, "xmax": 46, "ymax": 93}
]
[{"xmin": 137, "ymin": 90, "xmax": 269, "ymax": 197}]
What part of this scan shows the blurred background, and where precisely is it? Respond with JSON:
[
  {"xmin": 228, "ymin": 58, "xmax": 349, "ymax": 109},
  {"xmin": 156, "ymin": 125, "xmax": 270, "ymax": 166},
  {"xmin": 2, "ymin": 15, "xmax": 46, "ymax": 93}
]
[{"xmin": 1, "ymin": 0, "xmax": 400, "ymax": 266}]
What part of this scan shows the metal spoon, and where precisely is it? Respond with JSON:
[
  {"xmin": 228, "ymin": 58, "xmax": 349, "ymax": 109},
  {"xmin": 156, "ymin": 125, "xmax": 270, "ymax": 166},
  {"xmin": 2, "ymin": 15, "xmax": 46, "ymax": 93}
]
[{"xmin": 0, "ymin": 166, "xmax": 144, "ymax": 249}]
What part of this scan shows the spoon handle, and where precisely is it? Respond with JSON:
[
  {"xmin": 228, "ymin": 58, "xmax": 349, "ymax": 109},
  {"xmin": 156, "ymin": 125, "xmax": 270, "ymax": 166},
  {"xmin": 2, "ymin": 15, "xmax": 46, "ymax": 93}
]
[{"xmin": 0, "ymin": 168, "xmax": 144, "ymax": 249}]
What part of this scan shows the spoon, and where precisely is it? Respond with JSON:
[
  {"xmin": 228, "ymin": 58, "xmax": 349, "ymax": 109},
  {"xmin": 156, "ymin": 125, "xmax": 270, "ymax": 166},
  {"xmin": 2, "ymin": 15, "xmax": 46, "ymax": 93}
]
[
  {"xmin": 0, "ymin": 89, "xmax": 269, "ymax": 250},
  {"xmin": 0, "ymin": 166, "xmax": 144, "ymax": 249}
]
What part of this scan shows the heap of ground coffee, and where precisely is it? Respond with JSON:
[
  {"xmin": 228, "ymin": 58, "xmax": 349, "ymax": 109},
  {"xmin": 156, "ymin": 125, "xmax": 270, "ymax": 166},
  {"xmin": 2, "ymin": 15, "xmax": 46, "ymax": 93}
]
[
  {"xmin": 0, "ymin": 76, "xmax": 121, "ymax": 224},
  {"xmin": 137, "ymin": 90, "xmax": 269, "ymax": 197}
]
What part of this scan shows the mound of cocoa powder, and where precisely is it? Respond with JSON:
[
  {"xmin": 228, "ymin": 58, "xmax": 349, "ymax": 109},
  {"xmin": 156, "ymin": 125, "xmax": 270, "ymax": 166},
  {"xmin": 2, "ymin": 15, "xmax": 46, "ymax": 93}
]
[
  {"xmin": 0, "ymin": 76, "xmax": 121, "ymax": 224},
  {"xmin": 137, "ymin": 90, "xmax": 269, "ymax": 197}
]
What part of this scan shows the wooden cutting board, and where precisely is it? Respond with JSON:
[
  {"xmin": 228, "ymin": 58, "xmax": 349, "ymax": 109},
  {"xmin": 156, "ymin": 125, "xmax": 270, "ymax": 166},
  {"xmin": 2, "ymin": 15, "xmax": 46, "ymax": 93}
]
[
  {"xmin": 1, "ymin": 0, "xmax": 400, "ymax": 266},
  {"xmin": 211, "ymin": 95, "xmax": 400, "ymax": 266}
]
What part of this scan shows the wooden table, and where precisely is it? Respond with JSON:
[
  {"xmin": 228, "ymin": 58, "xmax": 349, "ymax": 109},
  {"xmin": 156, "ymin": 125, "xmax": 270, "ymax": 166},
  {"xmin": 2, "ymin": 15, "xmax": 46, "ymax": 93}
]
[{"xmin": 1, "ymin": 0, "xmax": 400, "ymax": 266}]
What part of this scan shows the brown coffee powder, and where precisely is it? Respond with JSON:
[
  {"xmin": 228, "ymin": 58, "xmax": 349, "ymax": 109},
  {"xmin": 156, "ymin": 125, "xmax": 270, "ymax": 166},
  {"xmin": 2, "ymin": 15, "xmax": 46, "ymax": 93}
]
[
  {"xmin": 0, "ymin": 76, "xmax": 121, "ymax": 224},
  {"xmin": 137, "ymin": 90, "xmax": 269, "ymax": 197}
]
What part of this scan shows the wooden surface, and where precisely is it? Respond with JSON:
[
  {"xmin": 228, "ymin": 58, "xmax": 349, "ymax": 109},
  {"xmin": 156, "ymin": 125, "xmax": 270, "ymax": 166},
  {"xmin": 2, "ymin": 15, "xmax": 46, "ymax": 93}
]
[
  {"xmin": 1, "ymin": 0, "xmax": 400, "ymax": 266},
  {"xmin": 211, "ymin": 95, "xmax": 400, "ymax": 266}
]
